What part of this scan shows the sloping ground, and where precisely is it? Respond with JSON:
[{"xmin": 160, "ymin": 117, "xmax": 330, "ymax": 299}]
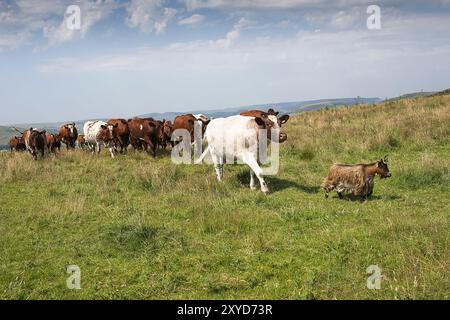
[
  {"xmin": 0, "ymin": 94, "xmax": 448, "ymax": 299},
  {"xmin": 0, "ymin": 126, "xmax": 25, "ymax": 149},
  {"xmin": 432, "ymin": 88, "xmax": 450, "ymax": 97}
]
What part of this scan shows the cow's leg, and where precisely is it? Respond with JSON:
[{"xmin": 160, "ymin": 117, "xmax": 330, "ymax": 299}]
[
  {"xmin": 250, "ymin": 170, "xmax": 257, "ymax": 190},
  {"xmin": 150, "ymin": 139, "xmax": 157, "ymax": 158},
  {"xmin": 96, "ymin": 142, "xmax": 101, "ymax": 154},
  {"xmin": 89, "ymin": 142, "xmax": 95, "ymax": 154},
  {"xmin": 210, "ymin": 151, "xmax": 223, "ymax": 181},
  {"xmin": 242, "ymin": 153, "xmax": 269, "ymax": 194},
  {"xmin": 31, "ymin": 148, "xmax": 37, "ymax": 160},
  {"xmin": 108, "ymin": 142, "xmax": 115, "ymax": 159},
  {"xmin": 117, "ymin": 137, "xmax": 124, "ymax": 153}
]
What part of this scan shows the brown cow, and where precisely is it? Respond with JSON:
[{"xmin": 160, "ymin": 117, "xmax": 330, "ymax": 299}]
[
  {"xmin": 76, "ymin": 135, "xmax": 86, "ymax": 149},
  {"xmin": 9, "ymin": 136, "xmax": 26, "ymax": 152},
  {"xmin": 128, "ymin": 118, "xmax": 161, "ymax": 157},
  {"xmin": 107, "ymin": 119, "xmax": 130, "ymax": 153},
  {"xmin": 22, "ymin": 128, "xmax": 46, "ymax": 160},
  {"xmin": 173, "ymin": 114, "xmax": 210, "ymax": 143},
  {"xmin": 156, "ymin": 119, "xmax": 173, "ymax": 149},
  {"xmin": 46, "ymin": 133, "xmax": 61, "ymax": 154},
  {"xmin": 59, "ymin": 123, "xmax": 78, "ymax": 150}
]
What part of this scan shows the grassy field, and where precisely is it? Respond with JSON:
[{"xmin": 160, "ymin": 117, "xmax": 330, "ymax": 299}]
[{"xmin": 0, "ymin": 95, "xmax": 449, "ymax": 300}]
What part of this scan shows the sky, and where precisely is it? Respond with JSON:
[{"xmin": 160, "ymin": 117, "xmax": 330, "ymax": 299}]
[{"xmin": 1, "ymin": 0, "xmax": 450, "ymax": 125}]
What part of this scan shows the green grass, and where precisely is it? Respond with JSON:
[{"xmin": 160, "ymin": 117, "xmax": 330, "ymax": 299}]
[{"xmin": 0, "ymin": 95, "xmax": 449, "ymax": 299}]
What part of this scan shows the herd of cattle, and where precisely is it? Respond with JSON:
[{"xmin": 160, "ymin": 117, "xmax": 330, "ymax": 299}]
[
  {"xmin": 9, "ymin": 114, "xmax": 209, "ymax": 159},
  {"xmin": 8, "ymin": 109, "xmax": 391, "ymax": 199}
]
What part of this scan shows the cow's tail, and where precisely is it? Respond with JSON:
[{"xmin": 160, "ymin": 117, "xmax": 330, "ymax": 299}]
[{"xmin": 195, "ymin": 145, "xmax": 211, "ymax": 165}]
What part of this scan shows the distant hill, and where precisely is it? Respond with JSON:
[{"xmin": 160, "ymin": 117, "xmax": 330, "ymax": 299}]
[
  {"xmin": 388, "ymin": 91, "xmax": 436, "ymax": 101},
  {"xmin": 139, "ymin": 97, "xmax": 381, "ymax": 120},
  {"xmin": 431, "ymin": 88, "xmax": 450, "ymax": 97},
  {"xmin": 385, "ymin": 88, "xmax": 450, "ymax": 101},
  {"xmin": 1, "ymin": 97, "xmax": 380, "ymax": 146}
]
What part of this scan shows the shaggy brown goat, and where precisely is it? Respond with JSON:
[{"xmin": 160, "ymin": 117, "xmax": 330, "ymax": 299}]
[{"xmin": 322, "ymin": 156, "xmax": 391, "ymax": 200}]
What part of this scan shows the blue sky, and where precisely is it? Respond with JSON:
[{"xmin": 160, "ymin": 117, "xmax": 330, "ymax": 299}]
[{"xmin": 1, "ymin": 0, "xmax": 450, "ymax": 124}]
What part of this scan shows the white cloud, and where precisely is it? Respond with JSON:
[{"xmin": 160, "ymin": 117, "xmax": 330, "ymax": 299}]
[
  {"xmin": 183, "ymin": 0, "xmax": 450, "ymax": 10},
  {"xmin": 154, "ymin": 7, "xmax": 177, "ymax": 34},
  {"xmin": 215, "ymin": 17, "xmax": 250, "ymax": 48},
  {"xmin": 125, "ymin": 0, "xmax": 176, "ymax": 34},
  {"xmin": 0, "ymin": 0, "xmax": 119, "ymax": 49},
  {"xmin": 178, "ymin": 14, "xmax": 205, "ymax": 26}
]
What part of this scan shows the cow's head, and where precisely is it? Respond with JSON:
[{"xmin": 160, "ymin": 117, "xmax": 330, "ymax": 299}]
[
  {"xmin": 254, "ymin": 113, "xmax": 290, "ymax": 143},
  {"xmin": 376, "ymin": 156, "xmax": 392, "ymax": 178},
  {"xmin": 162, "ymin": 120, "xmax": 173, "ymax": 139},
  {"xmin": 64, "ymin": 123, "xmax": 76, "ymax": 136},
  {"xmin": 100, "ymin": 123, "xmax": 118, "ymax": 142},
  {"xmin": 29, "ymin": 128, "xmax": 46, "ymax": 143}
]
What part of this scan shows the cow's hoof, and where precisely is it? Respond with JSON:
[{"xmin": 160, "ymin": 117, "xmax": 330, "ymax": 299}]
[
  {"xmin": 250, "ymin": 185, "xmax": 257, "ymax": 191},
  {"xmin": 262, "ymin": 189, "xmax": 270, "ymax": 195}
]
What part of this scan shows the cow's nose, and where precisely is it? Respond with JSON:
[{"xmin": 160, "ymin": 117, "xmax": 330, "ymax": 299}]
[
  {"xmin": 387, "ymin": 172, "xmax": 392, "ymax": 177},
  {"xmin": 279, "ymin": 132, "xmax": 287, "ymax": 143}
]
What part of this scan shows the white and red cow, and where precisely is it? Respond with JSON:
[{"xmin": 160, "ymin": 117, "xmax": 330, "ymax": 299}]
[
  {"xmin": 83, "ymin": 120, "xmax": 118, "ymax": 158},
  {"xmin": 197, "ymin": 111, "xmax": 289, "ymax": 194}
]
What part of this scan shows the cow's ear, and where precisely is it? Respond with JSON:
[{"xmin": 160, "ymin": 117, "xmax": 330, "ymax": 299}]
[
  {"xmin": 101, "ymin": 125, "xmax": 107, "ymax": 130},
  {"xmin": 114, "ymin": 123, "xmax": 119, "ymax": 128},
  {"xmin": 279, "ymin": 115, "xmax": 290, "ymax": 124}
]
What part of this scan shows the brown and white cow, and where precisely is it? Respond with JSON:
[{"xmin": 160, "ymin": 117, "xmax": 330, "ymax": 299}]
[
  {"xmin": 173, "ymin": 114, "xmax": 210, "ymax": 143},
  {"xmin": 9, "ymin": 136, "xmax": 26, "ymax": 152},
  {"xmin": 197, "ymin": 111, "xmax": 289, "ymax": 194},
  {"xmin": 128, "ymin": 118, "xmax": 161, "ymax": 157},
  {"xmin": 76, "ymin": 135, "xmax": 86, "ymax": 149},
  {"xmin": 22, "ymin": 128, "xmax": 47, "ymax": 160},
  {"xmin": 83, "ymin": 121, "xmax": 118, "ymax": 158},
  {"xmin": 46, "ymin": 133, "xmax": 61, "ymax": 154},
  {"xmin": 59, "ymin": 123, "xmax": 78, "ymax": 150},
  {"xmin": 107, "ymin": 119, "xmax": 130, "ymax": 153},
  {"xmin": 240, "ymin": 108, "xmax": 288, "ymax": 128}
]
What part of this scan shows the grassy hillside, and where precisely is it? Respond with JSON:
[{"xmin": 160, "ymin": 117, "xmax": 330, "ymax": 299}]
[{"xmin": 0, "ymin": 95, "xmax": 449, "ymax": 299}]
